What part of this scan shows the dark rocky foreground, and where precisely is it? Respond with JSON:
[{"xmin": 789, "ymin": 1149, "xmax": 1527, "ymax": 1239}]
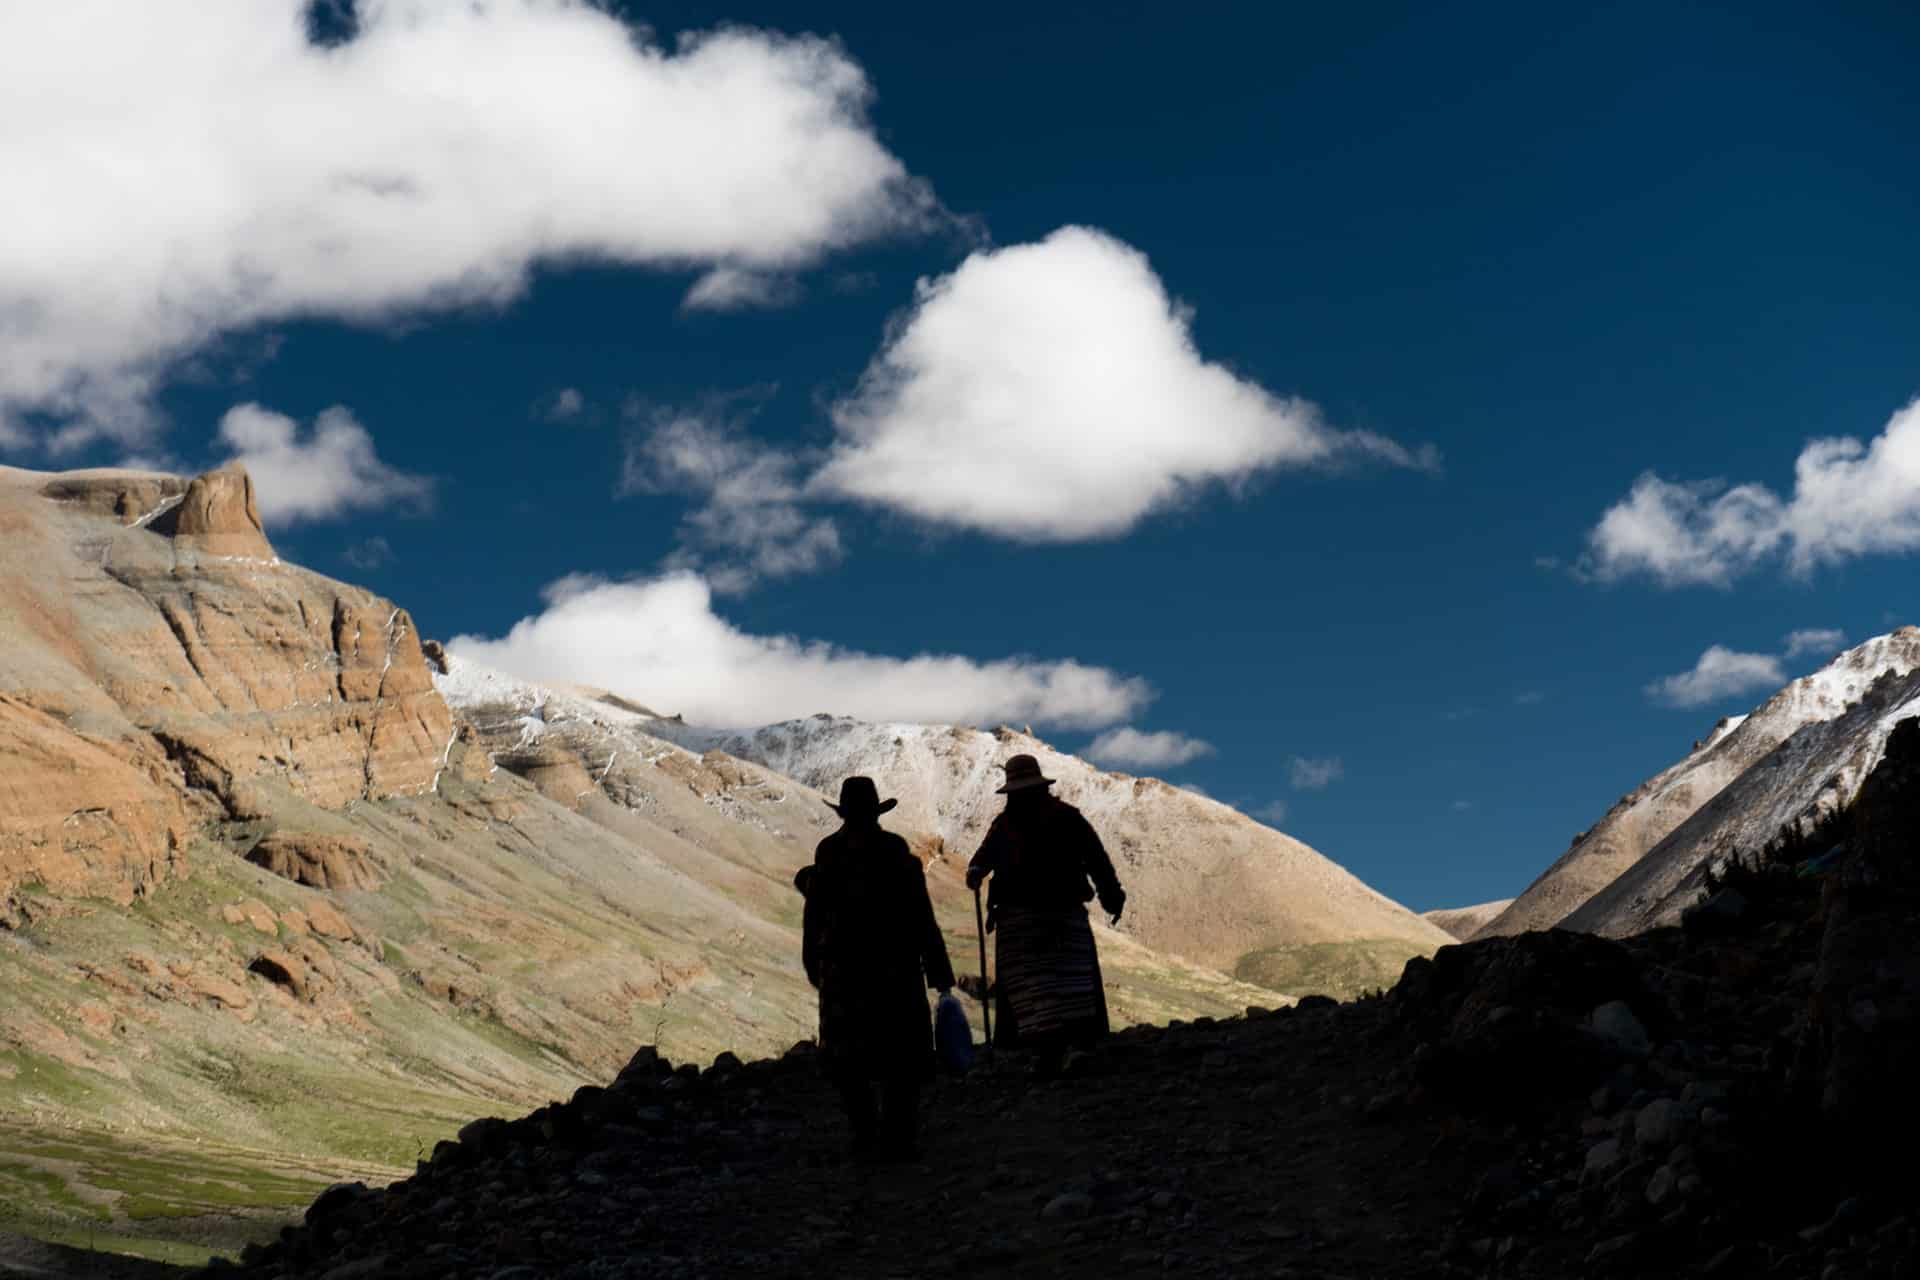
[{"xmin": 195, "ymin": 727, "xmax": 1920, "ymax": 1280}]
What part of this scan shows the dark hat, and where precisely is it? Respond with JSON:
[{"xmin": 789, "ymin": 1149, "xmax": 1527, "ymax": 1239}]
[
  {"xmin": 826, "ymin": 775, "xmax": 898, "ymax": 820},
  {"xmin": 997, "ymin": 754, "xmax": 1055, "ymax": 794}
]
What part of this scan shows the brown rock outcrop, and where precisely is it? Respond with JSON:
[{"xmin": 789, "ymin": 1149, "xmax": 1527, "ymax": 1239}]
[
  {"xmin": 250, "ymin": 949, "xmax": 315, "ymax": 1001},
  {"xmin": 0, "ymin": 463, "xmax": 455, "ymax": 904},
  {"xmin": 167, "ymin": 463, "xmax": 273, "ymax": 559},
  {"xmin": 38, "ymin": 471, "xmax": 189, "ymax": 524},
  {"xmin": 303, "ymin": 898, "xmax": 358, "ymax": 943},
  {"xmin": 247, "ymin": 832, "xmax": 385, "ymax": 892}
]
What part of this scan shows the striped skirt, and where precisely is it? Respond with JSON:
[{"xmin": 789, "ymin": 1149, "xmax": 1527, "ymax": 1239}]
[{"xmin": 993, "ymin": 905, "xmax": 1109, "ymax": 1046}]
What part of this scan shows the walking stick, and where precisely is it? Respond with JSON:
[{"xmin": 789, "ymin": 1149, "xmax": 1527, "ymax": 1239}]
[{"xmin": 972, "ymin": 882, "xmax": 993, "ymax": 1053}]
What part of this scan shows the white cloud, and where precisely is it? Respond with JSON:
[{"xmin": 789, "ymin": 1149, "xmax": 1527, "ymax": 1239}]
[
  {"xmin": 343, "ymin": 535, "xmax": 394, "ymax": 570},
  {"xmin": 682, "ymin": 267, "xmax": 800, "ymax": 312},
  {"xmin": 1451, "ymin": 799, "xmax": 1474, "ymax": 812},
  {"xmin": 1783, "ymin": 627, "xmax": 1847, "ymax": 659},
  {"xmin": 1288, "ymin": 756, "xmax": 1344, "ymax": 790},
  {"xmin": 1250, "ymin": 800, "xmax": 1289, "ymax": 826},
  {"xmin": 1514, "ymin": 690, "xmax": 1546, "ymax": 706},
  {"xmin": 1084, "ymin": 727, "xmax": 1216, "ymax": 770},
  {"xmin": 538, "ymin": 388, "xmax": 587, "ymax": 423},
  {"xmin": 216, "ymin": 402, "xmax": 430, "ymax": 525},
  {"xmin": 0, "ymin": 1, "xmax": 933, "ymax": 449},
  {"xmin": 813, "ymin": 226, "xmax": 1436, "ymax": 541},
  {"xmin": 1645, "ymin": 645, "xmax": 1787, "ymax": 709},
  {"xmin": 1585, "ymin": 398, "xmax": 1920, "ymax": 586},
  {"xmin": 621, "ymin": 401, "xmax": 841, "ymax": 591},
  {"xmin": 451, "ymin": 572, "xmax": 1152, "ymax": 729}
]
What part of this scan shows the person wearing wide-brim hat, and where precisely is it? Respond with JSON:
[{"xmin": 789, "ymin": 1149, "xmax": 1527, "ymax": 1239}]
[
  {"xmin": 965, "ymin": 754, "xmax": 1126, "ymax": 1068},
  {"xmin": 794, "ymin": 776, "xmax": 953, "ymax": 1160}
]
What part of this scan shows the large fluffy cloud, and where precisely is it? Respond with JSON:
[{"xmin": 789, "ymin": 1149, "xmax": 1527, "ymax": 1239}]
[
  {"xmin": 1585, "ymin": 398, "xmax": 1920, "ymax": 586},
  {"xmin": 813, "ymin": 226, "xmax": 1436, "ymax": 541},
  {"xmin": 451, "ymin": 572, "xmax": 1151, "ymax": 728},
  {"xmin": 1644, "ymin": 646, "xmax": 1786, "ymax": 709},
  {"xmin": 216, "ymin": 402, "xmax": 430, "ymax": 525},
  {"xmin": 0, "ymin": 0, "xmax": 932, "ymax": 448}
]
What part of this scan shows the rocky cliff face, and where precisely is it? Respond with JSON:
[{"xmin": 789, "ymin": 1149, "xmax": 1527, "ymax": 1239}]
[
  {"xmin": 0, "ymin": 464, "xmax": 452, "ymax": 907},
  {"xmin": 1563, "ymin": 659, "xmax": 1920, "ymax": 936},
  {"xmin": 1476, "ymin": 627, "xmax": 1920, "ymax": 939}
]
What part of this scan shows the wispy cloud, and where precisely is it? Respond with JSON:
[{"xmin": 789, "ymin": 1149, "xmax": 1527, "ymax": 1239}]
[
  {"xmin": 1782, "ymin": 627, "xmax": 1847, "ymax": 659},
  {"xmin": 535, "ymin": 388, "xmax": 589, "ymax": 424},
  {"xmin": 1288, "ymin": 756, "xmax": 1344, "ymax": 790},
  {"xmin": 1584, "ymin": 398, "xmax": 1920, "ymax": 587},
  {"xmin": 1645, "ymin": 645, "xmax": 1787, "ymax": 709},
  {"xmin": 682, "ymin": 267, "xmax": 801, "ymax": 312},
  {"xmin": 343, "ymin": 536, "xmax": 394, "ymax": 570},
  {"xmin": 1250, "ymin": 800, "xmax": 1289, "ymax": 826},
  {"xmin": 620, "ymin": 394, "xmax": 841, "ymax": 592},
  {"xmin": 1084, "ymin": 727, "xmax": 1216, "ymax": 770}
]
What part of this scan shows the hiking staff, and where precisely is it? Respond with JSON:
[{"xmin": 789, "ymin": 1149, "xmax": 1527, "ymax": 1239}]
[{"xmin": 973, "ymin": 881, "xmax": 993, "ymax": 1051}]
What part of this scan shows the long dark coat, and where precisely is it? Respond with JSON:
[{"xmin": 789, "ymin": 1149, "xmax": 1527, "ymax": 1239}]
[{"xmin": 797, "ymin": 823, "xmax": 955, "ymax": 1082}]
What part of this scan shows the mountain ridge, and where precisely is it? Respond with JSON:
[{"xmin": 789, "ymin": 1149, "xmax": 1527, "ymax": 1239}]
[{"xmin": 1474, "ymin": 626, "xmax": 1920, "ymax": 939}]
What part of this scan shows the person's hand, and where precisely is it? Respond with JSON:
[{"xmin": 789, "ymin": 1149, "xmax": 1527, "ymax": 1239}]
[
  {"xmin": 965, "ymin": 866, "xmax": 987, "ymax": 891},
  {"xmin": 1099, "ymin": 886, "xmax": 1126, "ymax": 923}
]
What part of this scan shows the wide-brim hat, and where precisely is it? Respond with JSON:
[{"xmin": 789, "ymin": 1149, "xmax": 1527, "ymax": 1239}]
[
  {"xmin": 997, "ymin": 753, "xmax": 1055, "ymax": 794},
  {"xmin": 825, "ymin": 775, "xmax": 898, "ymax": 819}
]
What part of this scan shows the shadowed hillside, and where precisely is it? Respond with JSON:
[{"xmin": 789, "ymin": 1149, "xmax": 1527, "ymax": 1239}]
[{"xmin": 186, "ymin": 716, "xmax": 1920, "ymax": 1279}]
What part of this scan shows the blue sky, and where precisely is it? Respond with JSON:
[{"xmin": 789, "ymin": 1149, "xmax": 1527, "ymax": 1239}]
[{"xmin": 4, "ymin": 1, "xmax": 1917, "ymax": 911}]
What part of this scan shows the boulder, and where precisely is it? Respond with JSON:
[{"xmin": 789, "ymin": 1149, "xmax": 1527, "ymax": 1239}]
[
  {"xmin": 303, "ymin": 898, "xmax": 358, "ymax": 943},
  {"xmin": 250, "ymin": 949, "xmax": 314, "ymax": 1001},
  {"xmin": 1393, "ymin": 931, "xmax": 1661, "ymax": 1108},
  {"xmin": 247, "ymin": 832, "xmax": 385, "ymax": 892},
  {"xmin": 186, "ymin": 969, "xmax": 252, "ymax": 1012}
]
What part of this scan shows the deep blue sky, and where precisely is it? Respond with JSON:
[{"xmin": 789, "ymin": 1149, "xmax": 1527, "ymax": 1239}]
[{"xmin": 43, "ymin": 0, "xmax": 1920, "ymax": 910}]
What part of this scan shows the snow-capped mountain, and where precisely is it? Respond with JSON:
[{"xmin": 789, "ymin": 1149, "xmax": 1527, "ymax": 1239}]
[
  {"xmin": 645, "ymin": 712, "xmax": 1453, "ymax": 980},
  {"xmin": 1565, "ymin": 659, "xmax": 1920, "ymax": 936},
  {"xmin": 1479, "ymin": 627, "xmax": 1920, "ymax": 940}
]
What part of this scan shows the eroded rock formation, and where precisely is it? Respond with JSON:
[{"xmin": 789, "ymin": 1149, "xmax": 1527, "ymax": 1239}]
[
  {"xmin": 246, "ymin": 831, "xmax": 386, "ymax": 892},
  {"xmin": 0, "ymin": 463, "xmax": 454, "ymax": 905}
]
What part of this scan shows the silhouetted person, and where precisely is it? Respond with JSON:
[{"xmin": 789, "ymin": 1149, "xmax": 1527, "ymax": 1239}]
[
  {"xmin": 965, "ymin": 754, "xmax": 1125, "ymax": 1069},
  {"xmin": 795, "ymin": 776, "xmax": 954, "ymax": 1160}
]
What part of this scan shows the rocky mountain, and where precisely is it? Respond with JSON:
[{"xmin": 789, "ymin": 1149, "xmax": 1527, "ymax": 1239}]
[
  {"xmin": 640, "ymin": 713, "xmax": 1454, "ymax": 993},
  {"xmin": 0, "ymin": 462, "xmax": 451, "ymax": 910},
  {"xmin": 1474, "ymin": 628, "xmax": 1920, "ymax": 939},
  {"xmin": 0, "ymin": 464, "xmax": 1277, "ymax": 1264},
  {"xmin": 1563, "ymin": 657, "xmax": 1920, "ymax": 936},
  {"xmin": 425, "ymin": 653, "xmax": 1277, "ymax": 1031},
  {"xmin": 1422, "ymin": 899, "xmax": 1513, "ymax": 940},
  {"xmin": 196, "ymin": 717, "xmax": 1920, "ymax": 1280}
]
